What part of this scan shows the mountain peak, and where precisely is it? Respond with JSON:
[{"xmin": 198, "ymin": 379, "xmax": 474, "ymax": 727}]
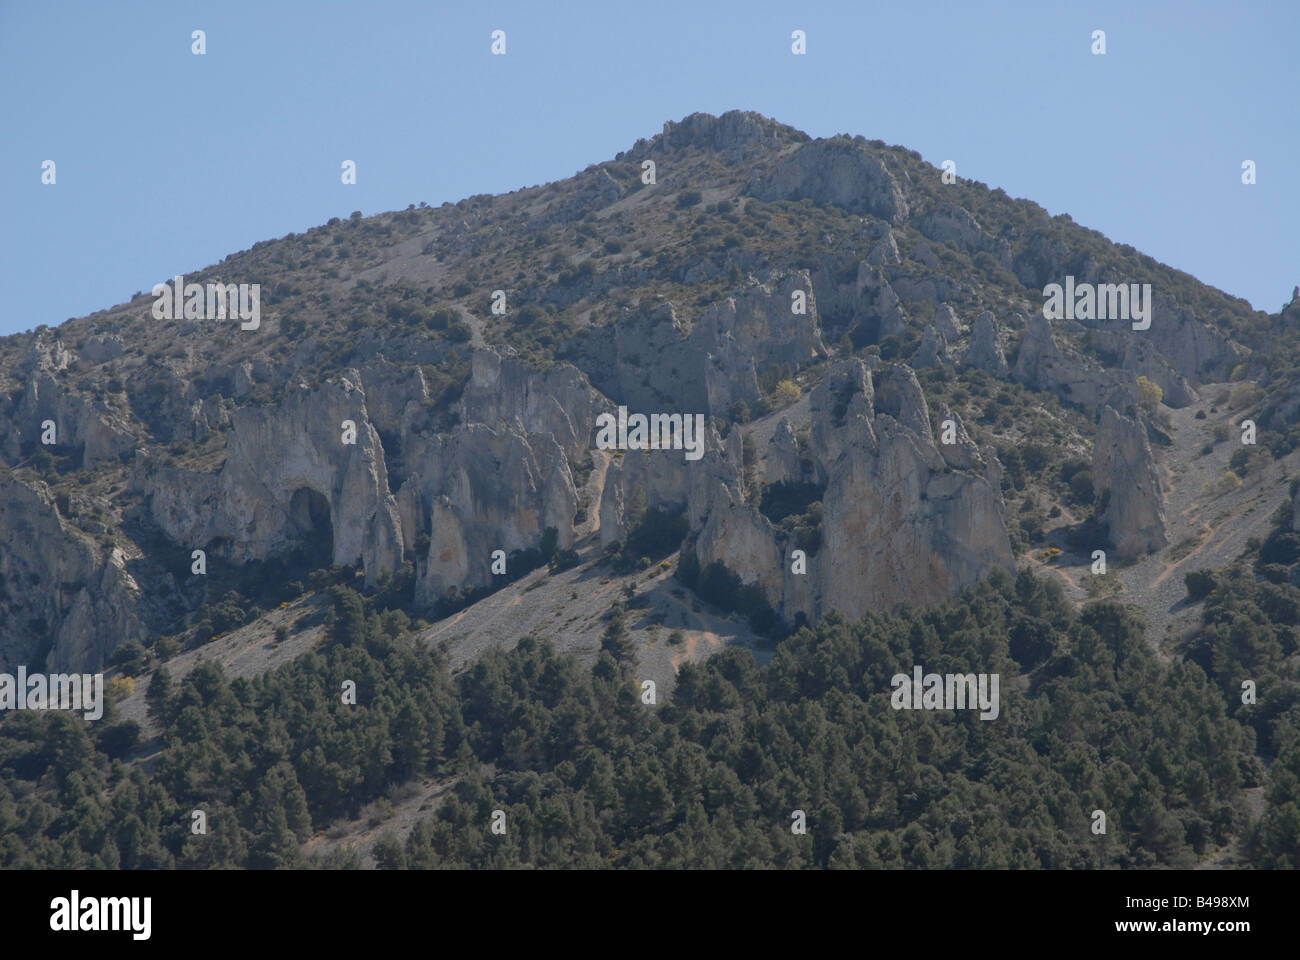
[{"xmin": 617, "ymin": 109, "xmax": 809, "ymax": 161}]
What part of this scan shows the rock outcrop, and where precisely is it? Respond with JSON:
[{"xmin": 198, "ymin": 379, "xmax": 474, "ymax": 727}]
[
  {"xmin": 916, "ymin": 202, "xmax": 1012, "ymax": 269},
  {"xmin": 1093, "ymin": 405, "xmax": 1167, "ymax": 560},
  {"xmin": 863, "ymin": 221, "xmax": 901, "ymax": 266},
  {"xmin": 963, "ymin": 311, "xmax": 1008, "ymax": 376},
  {"xmin": 620, "ymin": 110, "xmax": 805, "ymax": 163},
  {"xmin": 133, "ymin": 375, "xmax": 404, "ymax": 582},
  {"xmin": 458, "ymin": 350, "xmax": 608, "ymax": 466},
  {"xmin": 912, "ymin": 324, "xmax": 950, "ymax": 368},
  {"xmin": 684, "ymin": 359, "xmax": 1013, "ymax": 625},
  {"xmin": 1012, "ymin": 312, "xmax": 1135, "ymax": 414},
  {"xmin": 764, "ymin": 418, "xmax": 803, "ymax": 486},
  {"xmin": 0, "ymin": 473, "xmax": 146, "ymax": 673},
  {"xmin": 11, "ymin": 338, "xmax": 138, "ymax": 465},
  {"xmin": 411, "ymin": 423, "xmax": 578, "ymax": 606},
  {"xmin": 747, "ymin": 136, "xmax": 910, "ymax": 223},
  {"xmin": 580, "ymin": 272, "xmax": 827, "ymax": 417},
  {"xmin": 795, "ymin": 360, "xmax": 1012, "ymax": 620},
  {"xmin": 933, "ymin": 303, "xmax": 962, "ymax": 342}
]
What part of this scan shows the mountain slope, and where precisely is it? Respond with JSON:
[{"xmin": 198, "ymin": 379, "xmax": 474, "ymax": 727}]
[{"xmin": 0, "ymin": 109, "xmax": 1291, "ymax": 677}]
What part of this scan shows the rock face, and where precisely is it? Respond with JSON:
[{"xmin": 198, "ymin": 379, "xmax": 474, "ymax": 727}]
[
  {"xmin": 0, "ymin": 473, "xmax": 146, "ymax": 673},
  {"xmin": 684, "ymin": 359, "xmax": 1014, "ymax": 624},
  {"xmin": 2, "ymin": 108, "xmax": 1268, "ymax": 671},
  {"xmin": 134, "ymin": 375, "xmax": 404, "ymax": 582},
  {"xmin": 1093, "ymin": 405, "xmax": 1168, "ymax": 560},
  {"xmin": 764, "ymin": 418, "xmax": 803, "ymax": 486},
  {"xmin": 1114, "ymin": 334, "xmax": 1195, "ymax": 408},
  {"xmin": 410, "ymin": 424, "xmax": 577, "ymax": 607},
  {"xmin": 811, "ymin": 261, "xmax": 908, "ymax": 344},
  {"xmin": 9, "ymin": 337, "xmax": 137, "ymax": 466},
  {"xmin": 458, "ymin": 350, "xmax": 606, "ymax": 465},
  {"xmin": 20, "ymin": 372, "xmax": 137, "ymax": 465},
  {"xmin": 546, "ymin": 167, "xmax": 626, "ymax": 224},
  {"xmin": 1148, "ymin": 292, "xmax": 1246, "ymax": 382},
  {"xmin": 132, "ymin": 352, "xmax": 591, "ymax": 607},
  {"xmin": 400, "ymin": 352, "xmax": 595, "ymax": 605},
  {"xmin": 80, "ymin": 335, "xmax": 125, "ymax": 365},
  {"xmin": 580, "ymin": 272, "xmax": 827, "ymax": 416},
  {"xmin": 935, "ymin": 406, "xmax": 981, "ymax": 469},
  {"xmin": 747, "ymin": 137, "xmax": 910, "ymax": 223},
  {"xmin": 1012, "ymin": 312, "xmax": 1135, "ymax": 414}
]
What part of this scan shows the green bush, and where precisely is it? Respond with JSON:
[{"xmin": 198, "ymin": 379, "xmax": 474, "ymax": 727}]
[{"xmin": 1184, "ymin": 569, "xmax": 1216, "ymax": 601}]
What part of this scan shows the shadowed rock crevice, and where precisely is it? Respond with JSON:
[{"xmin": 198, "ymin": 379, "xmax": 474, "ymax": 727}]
[{"xmin": 287, "ymin": 487, "xmax": 334, "ymax": 560}]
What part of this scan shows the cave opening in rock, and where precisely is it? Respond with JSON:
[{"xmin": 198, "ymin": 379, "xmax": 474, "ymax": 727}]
[
  {"xmin": 204, "ymin": 535, "xmax": 235, "ymax": 562},
  {"xmin": 288, "ymin": 487, "xmax": 334, "ymax": 561}
]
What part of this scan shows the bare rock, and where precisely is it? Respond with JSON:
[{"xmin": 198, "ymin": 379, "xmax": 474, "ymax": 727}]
[
  {"xmin": 133, "ymin": 376, "xmax": 403, "ymax": 583},
  {"xmin": 963, "ymin": 311, "xmax": 1008, "ymax": 376},
  {"xmin": 747, "ymin": 137, "xmax": 909, "ymax": 223},
  {"xmin": 1093, "ymin": 405, "xmax": 1167, "ymax": 560},
  {"xmin": 764, "ymin": 418, "xmax": 802, "ymax": 486},
  {"xmin": 912, "ymin": 324, "xmax": 950, "ymax": 368},
  {"xmin": 0, "ymin": 473, "xmax": 146, "ymax": 673},
  {"xmin": 933, "ymin": 303, "xmax": 961, "ymax": 341}
]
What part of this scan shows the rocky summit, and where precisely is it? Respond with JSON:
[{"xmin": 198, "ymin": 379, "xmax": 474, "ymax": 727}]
[{"xmin": 0, "ymin": 109, "xmax": 1294, "ymax": 685}]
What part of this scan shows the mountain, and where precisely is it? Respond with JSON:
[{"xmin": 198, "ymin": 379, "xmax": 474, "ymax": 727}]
[
  {"xmin": 3, "ymin": 111, "xmax": 1300, "ymax": 869},
  {"xmin": 0, "ymin": 110, "xmax": 1286, "ymax": 674}
]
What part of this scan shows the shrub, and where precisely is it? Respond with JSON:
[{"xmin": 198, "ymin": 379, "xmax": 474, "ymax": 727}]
[
  {"xmin": 1136, "ymin": 375, "xmax": 1163, "ymax": 411},
  {"xmin": 1068, "ymin": 470, "xmax": 1095, "ymax": 506},
  {"xmin": 1184, "ymin": 569, "xmax": 1216, "ymax": 601},
  {"xmin": 1217, "ymin": 470, "xmax": 1243, "ymax": 493},
  {"xmin": 770, "ymin": 380, "xmax": 801, "ymax": 407},
  {"xmin": 111, "ymin": 640, "xmax": 147, "ymax": 676}
]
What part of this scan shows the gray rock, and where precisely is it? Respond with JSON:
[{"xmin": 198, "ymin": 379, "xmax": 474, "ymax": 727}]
[
  {"xmin": 0, "ymin": 474, "xmax": 146, "ymax": 673},
  {"xmin": 963, "ymin": 311, "xmax": 1008, "ymax": 376},
  {"xmin": 933, "ymin": 303, "xmax": 961, "ymax": 341},
  {"xmin": 80, "ymin": 335, "xmax": 125, "ymax": 364},
  {"xmin": 912, "ymin": 324, "xmax": 949, "ymax": 368},
  {"xmin": 916, "ymin": 202, "xmax": 1012, "ymax": 269},
  {"xmin": 581, "ymin": 272, "xmax": 827, "ymax": 417},
  {"xmin": 854, "ymin": 264, "xmax": 908, "ymax": 339},
  {"xmin": 935, "ymin": 405, "xmax": 982, "ymax": 470},
  {"xmin": 134, "ymin": 374, "xmax": 403, "ymax": 584},
  {"xmin": 621, "ymin": 110, "xmax": 801, "ymax": 163},
  {"xmin": 1094, "ymin": 405, "xmax": 1167, "ymax": 560},
  {"xmin": 765, "ymin": 418, "xmax": 803, "ymax": 486},
  {"xmin": 863, "ymin": 221, "xmax": 901, "ymax": 265},
  {"xmin": 693, "ymin": 358, "xmax": 1012, "ymax": 625},
  {"xmin": 912, "ymin": 240, "xmax": 941, "ymax": 269},
  {"xmin": 1012, "ymin": 312, "xmax": 1136, "ymax": 414},
  {"xmin": 747, "ymin": 137, "xmax": 909, "ymax": 223}
]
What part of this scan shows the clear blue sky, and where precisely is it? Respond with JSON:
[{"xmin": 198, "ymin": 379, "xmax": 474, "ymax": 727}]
[{"xmin": 2, "ymin": 0, "xmax": 1296, "ymax": 337}]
